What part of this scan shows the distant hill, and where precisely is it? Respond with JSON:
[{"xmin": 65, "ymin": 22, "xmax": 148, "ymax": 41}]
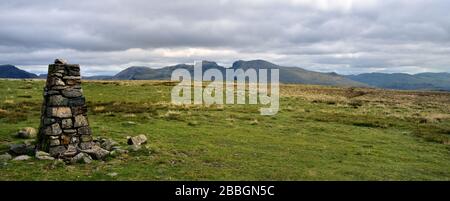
[
  {"xmin": 231, "ymin": 60, "xmax": 365, "ymax": 86},
  {"xmin": 0, "ymin": 65, "xmax": 38, "ymax": 79},
  {"xmin": 112, "ymin": 61, "xmax": 224, "ymax": 80},
  {"xmin": 346, "ymin": 72, "xmax": 450, "ymax": 91},
  {"xmin": 83, "ymin": 75, "xmax": 114, "ymax": 80},
  {"xmin": 112, "ymin": 60, "xmax": 366, "ymax": 87},
  {"xmin": 38, "ymin": 74, "xmax": 47, "ymax": 79},
  {"xmin": 2, "ymin": 62, "xmax": 449, "ymax": 91}
]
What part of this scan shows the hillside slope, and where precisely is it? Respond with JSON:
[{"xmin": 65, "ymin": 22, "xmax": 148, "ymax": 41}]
[
  {"xmin": 113, "ymin": 60, "xmax": 366, "ymax": 87},
  {"xmin": 0, "ymin": 65, "xmax": 38, "ymax": 79},
  {"xmin": 347, "ymin": 73, "xmax": 450, "ymax": 91}
]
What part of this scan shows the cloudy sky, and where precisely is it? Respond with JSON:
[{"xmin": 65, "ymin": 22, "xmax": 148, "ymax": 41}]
[{"xmin": 1, "ymin": 0, "xmax": 449, "ymax": 76}]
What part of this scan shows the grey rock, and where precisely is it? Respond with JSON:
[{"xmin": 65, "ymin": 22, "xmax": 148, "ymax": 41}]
[
  {"xmin": 48, "ymin": 135, "xmax": 59, "ymax": 140},
  {"xmin": 127, "ymin": 134, "xmax": 147, "ymax": 146},
  {"xmin": 52, "ymin": 73, "xmax": 63, "ymax": 78},
  {"xmin": 0, "ymin": 153, "xmax": 12, "ymax": 161},
  {"xmin": 54, "ymin": 58, "xmax": 67, "ymax": 64},
  {"xmin": 44, "ymin": 90, "xmax": 60, "ymax": 96},
  {"xmin": 70, "ymin": 136, "xmax": 79, "ymax": 144},
  {"xmin": 79, "ymin": 142, "xmax": 94, "ymax": 150},
  {"xmin": 48, "ymin": 95, "xmax": 68, "ymax": 106},
  {"xmin": 49, "ymin": 77, "xmax": 65, "ymax": 86},
  {"xmin": 78, "ymin": 127, "xmax": 91, "ymax": 135},
  {"xmin": 17, "ymin": 127, "xmax": 37, "ymax": 139},
  {"xmin": 100, "ymin": 139, "xmax": 118, "ymax": 151},
  {"xmin": 12, "ymin": 155, "xmax": 32, "ymax": 161},
  {"xmin": 49, "ymin": 64, "xmax": 65, "ymax": 73},
  {"xmin": 61, "ymin": 118, "xmax": 73, "ymax": 129},
  {"xmin": 9, "ymin": 144, "xmax": 35, "ymax": 156},
  {"xmin": 67, "ymin": 66, "xmax": 80, "ymax": 76},
  {"xmin": 68, "ymin": 97, "xmax": 85, "ymax": 107},
  {"xmin": 63, "ymin": 145, "xmax": 78, "ymax": 157},
  {"xmin": 65, "ymin": 78, "xmax": 81, "ymax": 86},
  {"xmin": 74, "ymin": 115, "xmax": 88, "ymax": 127},
  {"xmin": 62, "ymin": 76, "xmax": 81, "ymax": 80},
  {"xmin": 49, "ymin": 145, "xmax": 66, "ymax": 157},
  {"xmin": 49, "ymin": 139, "xmax": 60, "ymax": 146},
  {"xmin": 63, "ymin": 129, "xmax": 77, "ymax": 134},
  {"xmin": 44, "ymin": 123, "xmax": 63, "ymax": 136},
  {"xmin": 51, "ymin": 123, "xmax": 63, "ymax": 135},
  {"xmin": 80, "ymin": 135, "xmax": 93, "ymax": 142},
  {"xmin": 62, "ymin": 88, "xmax": 82, "ymax": 98},
  {"xmin": 49, "ymin": 107, "xmax": 72, "ymax": 118},
  {"xmin": 43, "ymin": 118, "xmax": 56, "ymax": 125},
  {"xmin": 35, "ymin": 151, "xmax": 55, "ymax": 160},
  {"xmin": 70, "ymin": 153, "xmax": 92, "ymax": 164},
  {"xmin": 51, "ymin": 86, "xmax": 68, "ymax": 90},
  {"xmin": 81, "ymin": 146, "xmax": 110, "ymax": 160}
]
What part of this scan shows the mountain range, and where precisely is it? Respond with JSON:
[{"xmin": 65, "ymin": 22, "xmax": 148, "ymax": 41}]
[{"xmin": 1, "ymin": 60, "xmax": 449, "ymax": 91}]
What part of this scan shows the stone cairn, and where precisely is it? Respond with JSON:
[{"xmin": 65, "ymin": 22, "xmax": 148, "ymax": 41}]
[{"xmin": 37, "ymin": 59, "xmax": 94, "ymax": 158}]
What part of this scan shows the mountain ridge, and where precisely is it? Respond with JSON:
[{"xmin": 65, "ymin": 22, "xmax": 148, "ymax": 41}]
[
  {"xmin": 2, "ymin": 61, "xmax": 450, "ymax": 91},
  {"xmin": 110, "ymin": 60, "xmax": 366, "ymax": 87}
]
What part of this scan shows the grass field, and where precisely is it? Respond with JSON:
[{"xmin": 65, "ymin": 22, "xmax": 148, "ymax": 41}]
[{"xmin": 0, "ymin": 79, "xmax": 450, "ymax": 181}]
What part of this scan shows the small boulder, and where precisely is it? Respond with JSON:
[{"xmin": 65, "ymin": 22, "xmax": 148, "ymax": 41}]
[
  {"xmin": 17, "ymin": 127, "xmax": 37, "ymax": 139},
  {"xmin": 12, "ymin": 155, "xmax": 31, "ymax": 161},
  {"xmin": 49, "ymin": 145, "xmax": 66, "ymax": 157},
  {"xmin": 81, "ymin": 146, "xmax": 110, "ymax": 160},
  {"xmin": 54, "ymin": 58, "xmax": 67, "ymax": 64},
  {"xmin": 63, "ymin": 145, "xmax": 78, "ymax": 157},
  {"xmin": 0, "ymin": 153, "xmax": 12, "ymax": 161},
  {"xmin": 127, "ymin": 134, "xmax": 147, "ymax": 146},
  {"xmin": 100, "ymin": 138, "xmax": 118, "ymax": 151},
  {"xmin": 70, "ymin": 153, "xmax": 92, "ymax": 164},
  {"xmin": 35, "ymin": 151, "xmax": 55, "ymax": 160},
  {"xmin": 9, "ymin": 144, "xmax": 35, "ymax": 156}
]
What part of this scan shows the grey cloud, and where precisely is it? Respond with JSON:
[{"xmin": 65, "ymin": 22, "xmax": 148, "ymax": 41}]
[{"xmin": 0, "ymin": 0, "xmax": 450, "ymax": 75}]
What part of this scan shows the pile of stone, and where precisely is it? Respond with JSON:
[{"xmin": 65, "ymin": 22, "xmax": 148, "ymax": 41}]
[
  {"xmin": 1, "ymin": 136, "xmax": 145, "ymax": 163},
  {"xmin": 3, "ymin": 141, "xmax": 37, "ymax": 161},
  {"xmin": 37, "ymin": 59, "xmax": 97, "ymax": 159},
  {"xmin": 0, "ymin": 139, "xmax": 53, "ymax": 162},
  {"xmin": 1, "ymin": 133, "xmax": 147, "ymax": 164},
  {"xmin": 0, "ymin": 59, "xmax": 149, "ymax": 165}
]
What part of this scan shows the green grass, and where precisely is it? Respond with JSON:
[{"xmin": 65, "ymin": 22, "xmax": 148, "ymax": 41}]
[{"xmin": 0, "ymin": 79, "xmax": 450, "ymax": 180}]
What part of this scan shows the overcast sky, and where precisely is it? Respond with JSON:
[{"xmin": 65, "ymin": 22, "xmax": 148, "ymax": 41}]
[{"xmin": 1, "ymin": 0, "xmax": 449, "ymax": 75}]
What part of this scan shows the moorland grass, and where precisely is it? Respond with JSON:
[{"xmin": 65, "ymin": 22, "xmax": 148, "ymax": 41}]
[{"xmin": 0, "ymin": 79, "xmax": 449, "ymax": 180}]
